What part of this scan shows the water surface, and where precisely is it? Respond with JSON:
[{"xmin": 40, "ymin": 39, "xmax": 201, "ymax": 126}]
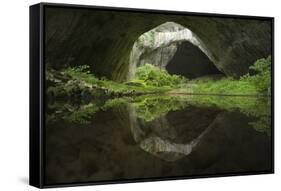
[{"xmin": 45, "ymin": 95, "xmax": 272, "ymax": 184}]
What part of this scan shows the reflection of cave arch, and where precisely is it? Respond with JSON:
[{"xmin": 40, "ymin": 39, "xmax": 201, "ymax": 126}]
[
  {"xmin": 128, "ymin": 22, "xmax": 222, "ymax": 80},
  {"xmin": 128, "ymin": 104, "xmax": 221, "ymax": 162}
]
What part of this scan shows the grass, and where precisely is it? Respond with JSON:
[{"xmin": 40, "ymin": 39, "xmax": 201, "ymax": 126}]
[{"xmin": 191, "ymin": 78, "xmax": 259, "ymax": 95}]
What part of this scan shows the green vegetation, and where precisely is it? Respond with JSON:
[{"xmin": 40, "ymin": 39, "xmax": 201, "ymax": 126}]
[
  {"xmin": 241, "ymin": 56, "xmax": 271, "ymax": 93},
  {"xmin": 132, "ymin": 95, "xmax": 188, "ymax": 122},
  {"xmin": 133, "ymin": 64, "xmax": 187, "ymax": 87},
  {"xmin": 47, "ymin": 56, "xmax": 271, "ymax": 99},
  {"xmin": 64, "ymin": 65, "xmax": 99, "ymax": 84},
  {"xmin": 46, "ymin": 57, "xmax": 272, "ymax": 134},
  {"xmin": 46, "ymin": 101, "xmax": 100, "ymax": 125},
  {"xmin": 132, "ymin": 95, "xmax": 271, "ymax": 135},
  {"xmin": 47, "ymin": 65, "xmax": 173, "ymax": 99},
  {"xmin": 101, "ymin": 97, "xmax": 130, "ymax": 110},
  {"xmin": 192, "ymin": 78, "xmax": 258, "ymax": 95},
  {"xmin": 62, "ymin": 103, "xmax": 99, "ymax": 124},
  {"xmin": 46, "ymin": 94, "xmax": 271, "ymax": 136},
  {"xmin": 191, "ymin": 95, "xmax": 271, "ymax": 136},
  {"xmin": 249, "ymin": 116, "xmax": 271, "ymax": 136},
  {"xmin": 124, "ymin": 56, "xmax": 271, "ymax": 96},
  {"xmin": 191, "ymin": 56, "xmax": 271, "ymax": 95}
]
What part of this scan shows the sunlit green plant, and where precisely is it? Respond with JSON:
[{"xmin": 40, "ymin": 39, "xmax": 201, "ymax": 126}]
[
  {"xmin": 193, "ymin": 78, "xmax": 258, "ymax": 95},
  {"xmin": 240, "ymin": 56, "xmax": 271, "ymax": 93},
  {"xmin": 193, "ymin": 56, "xmax": 271, "ymax": 95},
  {"xmin": 134, "ymin": 64, "xmax": 188, "ymax": 87}
]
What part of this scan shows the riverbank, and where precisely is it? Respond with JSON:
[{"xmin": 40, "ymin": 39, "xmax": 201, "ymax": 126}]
[{"xmin": 46, "ymin": 56, "xmax": 271, "ymax": 100}]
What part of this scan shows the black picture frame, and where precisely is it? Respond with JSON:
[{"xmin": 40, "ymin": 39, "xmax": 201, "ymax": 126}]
[{"xmin": 30, "ymin": 2, "xmax": 274, "ymax": 189}]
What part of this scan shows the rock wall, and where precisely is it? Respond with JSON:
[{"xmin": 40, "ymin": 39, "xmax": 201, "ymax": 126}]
[
  {"xmin": 45, "ymin": 7, "xmax": 272, "ymax": 81},
  {"xmin": 128, "ymin": 22, "xmax": 215, "ymax": 79}
]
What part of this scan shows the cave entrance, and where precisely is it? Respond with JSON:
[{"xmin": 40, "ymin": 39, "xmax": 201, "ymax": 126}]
[
  {"xmin": 128, "ymin": 21, "xmax": 225, "ymax": 80},
  {"xmin": 166, "ymin": 41, "xmax": 223, "ymax": 79}
]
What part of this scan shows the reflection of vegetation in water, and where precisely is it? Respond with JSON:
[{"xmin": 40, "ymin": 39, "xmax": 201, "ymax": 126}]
[
  {"xmin": 249, "ymin": 116, "xmax": 271, "ymax": 136},
  {"xmin": 131, "ymin": 96, "xmax": 188, "ymax": 122},
  {"xmin": 46, "ymin": 56, "xmax": 271, "ymax": 135},
  {"xmin": 101, "ymin": 97, "xmax": 129, "ymax": 110},
  {"xmin": 47, "ymin": 94, "xmax": 271, "ymax": 136},
  {"xmin": 189, "ymin": 95, "xmax": 271, "ymax": 135},
  {"xmin": 131, "ymin": 95, "xmax": 271, "ymax": 136},
  {"xmin": 46, "ymin": 98, "xmax": 129, "ymax": 125},
  {"xmin": 62, "ymin": 103, "xmax": 99, "ymax": 124},
  {"xmin": 46, "ymin": 102, "xmax": 100, "ymax": 125}
]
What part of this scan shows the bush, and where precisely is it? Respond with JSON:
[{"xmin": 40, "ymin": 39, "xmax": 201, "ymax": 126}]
[
  {"xmin": 240, "ymin": 56, "xmax": 271, "ymax": 93},
  {"xmin": 134, "ymin": 64, "xmax": 187, "ymax": 87}
]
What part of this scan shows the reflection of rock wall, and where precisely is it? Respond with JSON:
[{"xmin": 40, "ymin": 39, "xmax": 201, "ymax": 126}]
[
  {"xmin": 140, "ymin": 136, "xmax": 193, "ymax": 162},
  {"xmin": 45, "ymin": 7, "xmax": 272, "ymax": 81},
  {"xmin": 128, "ymin": 105, "xmax": 222, "ymax": 161}
]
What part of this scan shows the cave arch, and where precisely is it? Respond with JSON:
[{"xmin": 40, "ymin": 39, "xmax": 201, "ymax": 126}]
[
  {"xmin": 45, "ymin": 8, "xmax": 271, "ymax": 81},
  {"xmin": 128, "ymin": 22, "xmax": 222, "ymax": 80}
]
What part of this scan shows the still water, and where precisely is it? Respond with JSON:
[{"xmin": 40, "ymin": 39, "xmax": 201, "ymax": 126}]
[{"xmin": 45, "ymin": 95, "xmax": 272, "ymax": 184}]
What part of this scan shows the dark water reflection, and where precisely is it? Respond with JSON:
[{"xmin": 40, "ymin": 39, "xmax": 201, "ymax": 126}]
[{"xmin": 45, "ymin": 95, "xmax": 272, "ymax": 185}]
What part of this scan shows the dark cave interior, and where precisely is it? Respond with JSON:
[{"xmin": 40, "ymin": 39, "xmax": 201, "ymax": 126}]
[{"xmin": 166, "ymin": 42, "xmax": 223, "ymax": 79}]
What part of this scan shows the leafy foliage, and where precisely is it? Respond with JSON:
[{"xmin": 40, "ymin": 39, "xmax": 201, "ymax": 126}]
[
  {"xmin": 48, "ymin": 56, "xmax": 272, "ymax": 99},
  {"xmin": 192, "ymin": 56, "xmax": 271, "ymax": 95},
  {"xmin": 134, "ymin": 64, "xmax": 188, "ymax": 87},
  {"xmin": 240, "ymin": 56, "xmax": 271, "ymax": 93},
  {"xmin": 48, "ymin": 65, "xmax": 172, "ymax": 99},
  {"xmin": 64, "ymin": 65, "xmax": 99, "ymax": 84}
]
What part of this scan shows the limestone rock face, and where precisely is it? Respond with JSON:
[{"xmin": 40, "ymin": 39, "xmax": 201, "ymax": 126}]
[
  {"xmin": 138, "ymin": 44, "xmax": 178, "ymax": 71},
  {"xmin": 128, "ymin": 22, "xmax": 215, "ymax": 80}
]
